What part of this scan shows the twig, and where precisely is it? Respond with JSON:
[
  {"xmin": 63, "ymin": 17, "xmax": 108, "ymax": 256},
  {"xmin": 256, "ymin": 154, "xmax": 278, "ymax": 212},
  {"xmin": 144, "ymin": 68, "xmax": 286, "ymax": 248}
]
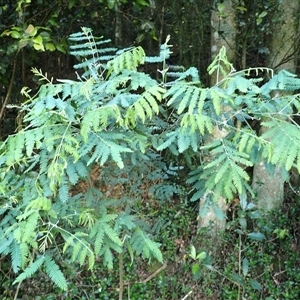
[
  {"xmin": 13, "ymin": 281, "xmax": 22, "ymax": 300},
  {"xmin": 181, "ymin": 290, "xmax": 193, "ymax": 300},
  {"xmin": 140, "ymin": 263, "xmax": 167, "ymax": 283},
  {"xmin": 119, "ymin": 253, "xmax": 124, "ymax": 300},
  {"xmin": 0, "ymin": 57, "xmax": 18, "ymax": 121}
]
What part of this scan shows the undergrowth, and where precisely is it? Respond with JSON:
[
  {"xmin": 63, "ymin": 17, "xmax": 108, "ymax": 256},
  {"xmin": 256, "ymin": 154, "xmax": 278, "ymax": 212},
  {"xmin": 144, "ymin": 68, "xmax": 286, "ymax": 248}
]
[{"xmin": 1, "ymin": 197, "xmax": 300, "ymax": 299}]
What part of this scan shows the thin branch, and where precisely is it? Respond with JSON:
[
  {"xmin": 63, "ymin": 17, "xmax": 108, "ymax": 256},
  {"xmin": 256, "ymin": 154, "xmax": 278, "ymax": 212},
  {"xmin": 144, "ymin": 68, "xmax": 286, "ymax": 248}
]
[
  {"xmin": 181, "ymin": 290, "xmax": 193, "ymax": 300},
  {"xmin": 0, "ymin": 56, "xmax": 18, "ymax": 121},
  {"xmin": 140, "ymin": 262, "xmax": 167, "ymax": 283}
]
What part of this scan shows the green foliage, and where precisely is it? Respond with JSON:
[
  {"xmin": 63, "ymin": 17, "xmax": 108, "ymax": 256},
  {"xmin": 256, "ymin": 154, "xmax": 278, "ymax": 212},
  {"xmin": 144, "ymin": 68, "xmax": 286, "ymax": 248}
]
[
  {"xmin": 1, "ymin": 26, "xmax": 300, "ymax": 297},
  {"xmin": 0, "ymin": 27, "xmax": 165, "ymax": 293},
  {"xmin": 157, "ymin": 47, "xmax": 300, "ymax": 208},
  {"xmin": 207, "ymin": 46, "xmax": 235, "ymax": 85}
]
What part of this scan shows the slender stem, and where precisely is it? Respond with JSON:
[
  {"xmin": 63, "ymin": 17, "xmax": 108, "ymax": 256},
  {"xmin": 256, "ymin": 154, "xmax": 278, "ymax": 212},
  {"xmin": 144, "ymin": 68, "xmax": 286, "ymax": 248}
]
[
  {"xmin": 181, "ymin": 290, "xmax": 193, "ymax": 300},
  {"xmin": 140, "ymin": 263, "xmax": 167, "ymax": 283},
  {"xmin": 237, "ymin": 233, "xmax": 242, "ymax": 300},
  {"xmin": 119, "ymin": 252, "xmax": 124, "ymax": 300},
  {"xmin": 0, "ymin": 55, "xmax": 18, "ymax": 121},
  {"xmin": 13, "ymin": 281, "xmax": 22, "ymax": 300}
]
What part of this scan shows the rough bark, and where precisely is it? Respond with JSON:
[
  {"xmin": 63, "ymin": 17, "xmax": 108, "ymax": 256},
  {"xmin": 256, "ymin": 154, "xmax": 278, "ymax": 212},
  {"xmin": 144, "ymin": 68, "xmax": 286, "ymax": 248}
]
[
  {"xmin": 114, "ymin": 2, "xmax": 122, "ymax": 46},
  {"xmin": 252, "ymin": 127, "xmax": 284, "ymax": 211},
  {"xmin": 266, "ymin": 0, "xmax": 299, "ymax": 71},
  {"xmin": 198, "ymin": 126, "xmax": 229, "ymax": 231}
]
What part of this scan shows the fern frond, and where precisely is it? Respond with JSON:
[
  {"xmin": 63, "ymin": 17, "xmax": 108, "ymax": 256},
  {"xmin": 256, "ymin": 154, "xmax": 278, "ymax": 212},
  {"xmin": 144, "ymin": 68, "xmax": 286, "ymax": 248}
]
[
  {"xmin": 178, "ymin": 86, "xmax": 200, "ymax": 114},
  {"xmin": 177, "ymin": 130, "xmax": 191, "ymax": 153},
  {"xmin": 145, "ymin": 36, "xmax": 172, "ymax": 63},
  {"xmin": 78, "ymin": 208, "xmax": 96, "ymax": 229},
  {"xmin": 150, "ymin": 183, "xmax": 183, "ymax": 202},
  {"xmin": 66, "ymin": 161, "xmax": 79, "ymax": 185},
  {"xmin": 103, "ymin": 223, "xmax": 123, "ymax": 246},
  {"xmin": 174, "ymin": 66, "xmax": 200, "ymax": 82},
  {"xmin": 226, "ymin": 75, "xmax": 261, "ymax": 95},
  {"xmin": 165, "ymin": 84, "xmax": 189, "ymax": 108},
  {"xmin": 15, "ymin": 210, "xmax": 39, "ymax": 244},
  {"xmin": 0, "ymin": 235, "xmax": 13, "ymax": 255},
  {"xmin": 83, "ymin": 132, "xmax": 132, "ymax": 168},
  {"xmin": 4, "ymin": 131, "xmax": 27, "ymax": 167},
  {"xmin": 236, "ymin": 129, "xmax": 260, "ymax": 154}
]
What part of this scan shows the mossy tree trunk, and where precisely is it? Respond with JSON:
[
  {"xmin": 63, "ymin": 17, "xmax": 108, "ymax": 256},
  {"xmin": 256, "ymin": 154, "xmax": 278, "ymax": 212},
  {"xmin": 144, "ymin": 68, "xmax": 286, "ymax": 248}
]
[{"xmin": 252, "ymin": 0, "xmax": 299, "ymax": 212}]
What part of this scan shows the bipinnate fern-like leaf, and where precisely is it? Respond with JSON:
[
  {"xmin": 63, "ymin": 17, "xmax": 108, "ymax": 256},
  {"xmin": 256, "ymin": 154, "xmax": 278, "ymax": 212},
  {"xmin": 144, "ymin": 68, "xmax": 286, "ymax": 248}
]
[
  {"xmin": 261, "ymin": 69, "xmax": 300, "ymax": 96},
  {"xmin": 90, "ymin": 223, "xmax": 104, "ymax": 254},
  {"xmin": 89, "ymin": 216, "xmax": 122, "ymax": 256},
  {"xmin": 209, "ymin": 87, "xmax": 232, "ymax": 115},
  {"xmin": 157, "ymin": 128, "xmax": 201, "ymax": 153},
  {"xmin": 150, "ymin": 182, "xmax": 183, "ymax": 203},
  {"xmin": 145, "ymin": 35, "xmax": 172, "ymax": 64},
  {"xmin": 107, "ymin": 46, "xmax": 145, "ymax": 74},
  {"xmin": 207, "ymin": 46, "xmax": 234, "ymax": 84},
  {"xmin": 180, "ymin": 113, "xmax": 213, "ymax": 136},
  {"xmin": 13, "ymin": 255, "xmax": 45, "ymax": 286},
  {"xmin": 126, "ymin": 85, "xmax": 165, "ymax": 124},
  {"xmin": 130, "ymin": 228, "xmax": 162, "ymax": 262},
  {"xmin": 58, "ymin": 175, "xmax": 69, "ymax": 203},
  {"xmin": 226, "ymin": 75, "xmax": 262, "ymax": 95},
  {"xmin": 166, "ymin": 85, "xmax": 201, "ymax": 114},
  {"xmin": 236, "ymin": 128, "xmax": 261, "ymax": 154},
  {"xmin": 103, "ymin": 247, "xmax": 114, "ymax": 269},
  {"xmin": 156, "ymin": 130, "xmax": 178, "ymax": 152},
  {"xmin": 25, "ymin": 197, "xmax": 52, "ymax": 212},
  {"xmin": 69, "ymin": 27, "xmax": 117, "ymax": 79},
  {"xmin": 11, "ymin": 239, "xmax": 22, "ymax": 273},
  {"xmin": 44, "ymin": 255, "xmax": 68, "ymax": 291},
  {"xmin": 261, "ymin": 119, "xmax": 300, "ymax": 172},
  {"xmin": 0, "ymin": 235, "xmax": 13, "ymax": 255},
  {"xmin": 80, "ymin": 106, "xmax": 121, "ymax": 142},
  {"xmin": 200, "ymin": 140, "xmax": 253, "ymax": 200},
  {"xmin": 61, "ymin": 230, "xmax": 95, "ymax": 270},
  {"xmin": 15, "ymin": 210, "xmax": 39, "ymax": 245},
  {"xmin": 80, "ymin": 131, "xmax": 133, "ymax": 168}
]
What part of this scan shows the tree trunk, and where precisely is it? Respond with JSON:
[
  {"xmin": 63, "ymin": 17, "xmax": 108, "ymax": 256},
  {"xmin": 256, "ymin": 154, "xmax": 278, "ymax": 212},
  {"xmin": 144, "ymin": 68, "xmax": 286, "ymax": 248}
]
[
  {"xmin": 252, "ymin": 0, "xmax": 299, "ymax": 212},
  {"xmin": 114, "ymin": 2, "xmax": 122, "ymax": 46},
  {"xmin": 210, "ymin": 0, "xmax": 236, "ymax": 86},
  {"xmin": 266, "ymin": 0, "xmax": 299, "ymax": 71},
  {"xmin": 198, "ymin": 0, "xmax": 236, "ymax": 232}
]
